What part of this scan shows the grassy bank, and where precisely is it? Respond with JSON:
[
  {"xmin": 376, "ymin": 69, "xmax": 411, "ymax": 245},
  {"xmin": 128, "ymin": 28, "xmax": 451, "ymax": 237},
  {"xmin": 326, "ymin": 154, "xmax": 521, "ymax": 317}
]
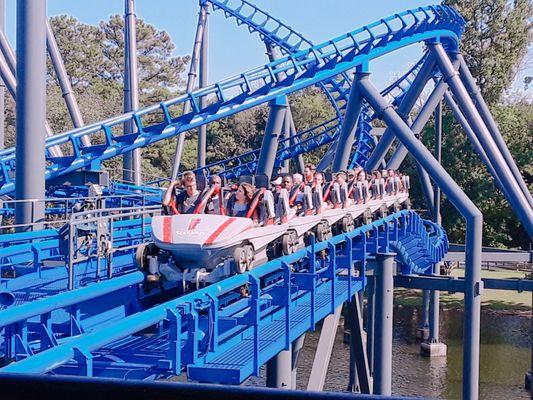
[{"xmin": 394, "ymin": 269, "xmax": 532, "ymax": 316}]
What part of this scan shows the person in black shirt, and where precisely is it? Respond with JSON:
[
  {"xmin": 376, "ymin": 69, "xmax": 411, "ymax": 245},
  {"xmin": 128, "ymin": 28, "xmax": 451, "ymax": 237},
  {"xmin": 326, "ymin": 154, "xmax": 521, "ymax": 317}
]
[{"xmin": 163, "ymin": 171, "xmax": 201, "ymax": 214}]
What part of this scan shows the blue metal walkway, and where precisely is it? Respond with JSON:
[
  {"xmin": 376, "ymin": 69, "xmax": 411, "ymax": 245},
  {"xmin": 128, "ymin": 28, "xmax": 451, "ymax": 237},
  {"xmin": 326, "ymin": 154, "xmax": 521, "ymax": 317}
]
[{"xmin": 1, "ymin": 211, "xmax": 448, "ymax": 383}]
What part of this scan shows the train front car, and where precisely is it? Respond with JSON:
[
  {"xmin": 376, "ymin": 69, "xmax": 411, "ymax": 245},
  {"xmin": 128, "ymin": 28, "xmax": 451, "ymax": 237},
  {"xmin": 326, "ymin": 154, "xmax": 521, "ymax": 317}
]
[{"xmin": 149, "ymin": 213, "xmax": 287, "ymax": 287}]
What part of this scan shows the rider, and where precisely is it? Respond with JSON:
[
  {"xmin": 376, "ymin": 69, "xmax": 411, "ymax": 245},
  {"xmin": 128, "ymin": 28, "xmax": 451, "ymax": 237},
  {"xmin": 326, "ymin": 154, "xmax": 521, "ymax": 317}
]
[{"xmin": 163, "ymin": 171, "xmax": 201, "ymax": 214}]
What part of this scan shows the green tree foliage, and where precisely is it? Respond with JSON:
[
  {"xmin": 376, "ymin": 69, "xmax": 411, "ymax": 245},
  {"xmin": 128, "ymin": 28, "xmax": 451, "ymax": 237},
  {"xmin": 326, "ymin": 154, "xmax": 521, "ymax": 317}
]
[
  {"xmin": 405, "ymin": 103, "xmax": 532, "ymax": 248},
  {"xmin": 445, "ymin": 0, "xmax": 532, "ymax": 104},
  {"xmin": 41, "ymin": 15, "xmax": 189, "ymax": 177}
]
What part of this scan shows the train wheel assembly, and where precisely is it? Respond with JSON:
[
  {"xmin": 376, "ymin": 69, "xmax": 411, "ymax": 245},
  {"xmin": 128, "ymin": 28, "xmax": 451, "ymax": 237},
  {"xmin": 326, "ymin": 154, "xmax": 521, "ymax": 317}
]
[
  {"xmin": 281, "ymin": 230, "xmax": 299, "ymax": 255},
  {"xmin": 315, "ymin": 221, "xmax": 332, "ymax": 242},
  {"xmin": 340, "ymin": 214, "xmax": 355, "ymax": 233},
  {"xmin": 232, "ymin": 244, "xmax": 254, "ymax": 274}
]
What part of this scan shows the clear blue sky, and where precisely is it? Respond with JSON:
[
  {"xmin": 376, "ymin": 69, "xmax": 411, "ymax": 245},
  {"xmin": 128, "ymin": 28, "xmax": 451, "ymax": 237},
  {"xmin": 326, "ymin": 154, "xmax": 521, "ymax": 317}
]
[{"xmin": 5, "ymin": 0, "xmax": 441, "ymax": 90}]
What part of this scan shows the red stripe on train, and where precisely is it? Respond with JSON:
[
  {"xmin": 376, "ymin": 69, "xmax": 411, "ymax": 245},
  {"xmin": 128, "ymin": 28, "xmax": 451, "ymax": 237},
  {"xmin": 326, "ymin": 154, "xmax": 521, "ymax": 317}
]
[{"xmin": 204, "ymin": 217, "xmax": 237, "ymax": 245}]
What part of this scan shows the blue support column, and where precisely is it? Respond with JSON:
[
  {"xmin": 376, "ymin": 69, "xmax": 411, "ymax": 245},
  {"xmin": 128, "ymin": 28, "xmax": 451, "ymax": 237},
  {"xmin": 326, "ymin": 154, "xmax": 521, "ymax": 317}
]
[
  {"xmin": 123, "ymin": 0, "xmax": 142, "ymax": 185},
  {"xmin": 256, "ymin": 96, "xmax": 287, "ymax": 179},
  {"xmin": 15, "ymin": 0, "xmax": 47, "ymax": 229},
  {"xmin": 366, "ymin": 273, "xmax": 375, "ymax": 375},
  {"xmin": 443, "ymin": 92, "xmax": 505, "ymax": 191},
  {"xmin": 265, "ymin": 42, "xmax": 301, "ymax": 174},
  {"xmin": 366, "ymin": 53, "xmax": 436, "ymax": 170},
  {"xmin": 457, "ymin": 53, "xmax": 533, "ymax": 209},
  {"xmin": 171, "ymin": 3, "xmax": 208, "ymax": 179},
  {"xmin": 331, "ymin": 73, "xmax": 365, "ymax": 172},
  {"xmin": 287, "ymin": 107, "xmax": 304, "ymax": 173},
  {"xmin": 356, "ymin": 73, "xmax": 482, "ymax": 400},
  {"xmin": 197, "ymin": 5, "xmax": 208, "ymax": 169},
  {"xmin": 421, "ymin": 100, "xmax": 447, "ymax": 357},
  {"xmin": 430, "ymin": 43, "xmax": 533, "ymax": 238},
  {"xmin": 373, "ymin": 253, "xmax": 395, "ymax": 396}
]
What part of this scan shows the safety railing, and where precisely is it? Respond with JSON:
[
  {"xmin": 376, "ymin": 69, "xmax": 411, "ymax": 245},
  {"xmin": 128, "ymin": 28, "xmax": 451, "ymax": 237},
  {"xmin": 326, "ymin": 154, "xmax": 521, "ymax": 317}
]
[
  {"xmin": 0, "ymin": 210, "xmax": 448, "ymax": 379},
  {"xmin": 0, "ymin": 193, "xmax": 160, "ymax": 234},
  {"xmin": 64, "ymin": 205, "xmax": 161, "ymax": 290}
]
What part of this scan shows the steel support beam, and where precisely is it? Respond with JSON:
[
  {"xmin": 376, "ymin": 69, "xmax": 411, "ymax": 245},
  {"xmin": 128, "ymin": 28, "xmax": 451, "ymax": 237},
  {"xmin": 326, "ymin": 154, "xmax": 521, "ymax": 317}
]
[
  {"xmin": 366, "ymin": 53, "xmax": 436, "ymax": 170},
  {"xmin": 15, "ymin": 0, "xmax": 47, "ymax": 229},
  {"xmin": 0, "ymin": 27, "xmax": 61, "ymax": 156},
  {"xmin": 256, "ymin": 96, "xmax": 287, "ymax": 179},
  {"xmin": 307, "ymin": 305, "xmax": 342, "ymax": 391},
  {"xmin": 331, "ymin": 74, "xmax": 364, "ymax": 172},
  {"xmin": 347, "ymin": 295, "xmax": 373, "ymax": 394},
  {"xmin": 317, "ymin": 143, "xmax": 336, "ymax": 172},
  {"xmin": 46, "ymin": 20, "xmax": 90, "ymax": 146},
  {"xmin": 373, "ymin": 253, "xmax": 395, "ymax": 396},
  {"xmin": 265, "ymin": 42, "xmax": 302, "ymax": 174},
  {"xmin": 357, "ymin": 73, "xmax": 482, "ymax": 400},
  {"xmin": 280, "ymin": 107, "xmax": 290, "ymax": 173},
  {"xmin": 287, "ymin": 106, "xmax": 304, "ymax": 173},
  {"xmin": 123, "ymin": 0, "xmax": 142, "ymax": 185},
  {"xmin": 443, "ymin": 91, "xmax": 506, "ymax": 193},
  {"xmin": 197, "ymin": 7, "xmax": 208, "ymax": 169},
  {"xmin": 171, "ymin": 4, "xmax": 208, "ymax": 179},
  {"xmin": 395, "ymin": 274, "xmax": 533, "ymax": 293},
  {"xmin": 457, "ymin": 53, "xmax": 533, "ymax": 209},
  {"xmin": 430, "ymin": 43, "xmax": 533, "ymax": 238},
  {"xmin": 428, "ymin": 100, "xmax": 444, "ymax": 348},
  {"xmin": 266, "ymin": 345, "xmax": 292, "ymax": 389}
]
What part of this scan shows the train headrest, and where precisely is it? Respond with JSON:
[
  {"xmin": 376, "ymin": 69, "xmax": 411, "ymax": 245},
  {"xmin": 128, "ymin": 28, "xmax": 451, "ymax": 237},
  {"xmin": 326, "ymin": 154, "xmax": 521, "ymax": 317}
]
[
  {"xmin": 255, "ymin": 174, "xmax": 269, "ymax": 189},
  {"xmin": 239, "ymin": 175, "xmax": 254, "ymax": 185},
  {"xmin": 196, "ymin": 173, "xmax": 207, "ymax": 191},
  {"xmin": 324, "ymin": 171, "xmax": 333, "ymax": 182}
]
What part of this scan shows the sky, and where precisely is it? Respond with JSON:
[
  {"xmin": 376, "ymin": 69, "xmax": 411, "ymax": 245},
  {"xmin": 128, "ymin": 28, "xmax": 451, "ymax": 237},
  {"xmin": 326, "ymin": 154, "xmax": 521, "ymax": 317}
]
[{"xmin": 3, "ymin": 0, "xmax": 444, "ymax": 92}]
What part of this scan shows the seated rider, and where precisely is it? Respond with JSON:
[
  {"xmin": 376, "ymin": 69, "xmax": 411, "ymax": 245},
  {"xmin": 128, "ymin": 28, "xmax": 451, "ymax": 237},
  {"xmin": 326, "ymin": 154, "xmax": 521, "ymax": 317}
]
[
  {"xmin": 231, "ymin": 182, "xmax": 258, "ymax": 222},
  {"xmin": 205, "ymin": 174, "xmax": 224, "ymax": 215},
  {"xmin": 162, "ymin": 171, "xmax": 201, "ymax": 214}
]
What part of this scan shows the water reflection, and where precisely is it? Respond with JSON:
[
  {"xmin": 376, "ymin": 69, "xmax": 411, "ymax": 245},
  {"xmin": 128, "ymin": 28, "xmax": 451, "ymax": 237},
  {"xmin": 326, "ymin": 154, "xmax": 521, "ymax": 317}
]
[{"xmin": 248, "ymin": 305, "xmax": 531, "ymax": 400}]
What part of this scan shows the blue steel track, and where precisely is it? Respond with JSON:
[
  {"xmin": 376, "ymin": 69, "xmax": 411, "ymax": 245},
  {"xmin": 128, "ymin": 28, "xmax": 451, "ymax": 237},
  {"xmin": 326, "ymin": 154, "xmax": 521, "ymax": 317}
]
[{"xmin": 0, "ymin": 1, "xmax": 459, "ymax": 387}]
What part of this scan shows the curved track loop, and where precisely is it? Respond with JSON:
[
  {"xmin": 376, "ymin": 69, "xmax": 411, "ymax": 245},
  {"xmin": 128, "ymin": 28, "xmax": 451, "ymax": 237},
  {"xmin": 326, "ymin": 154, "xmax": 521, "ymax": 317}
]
[
  {"xmin": 196, "ymin": 0, "xmax": 429, "ymax": 176},
  {"xmin": 0, "ymin": 5, "xmax": 464, "ymax": 195}
]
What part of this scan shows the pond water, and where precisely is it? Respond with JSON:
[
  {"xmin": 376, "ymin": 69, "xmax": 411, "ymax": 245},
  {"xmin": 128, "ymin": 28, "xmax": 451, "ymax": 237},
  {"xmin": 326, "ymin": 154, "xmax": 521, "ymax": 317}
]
[{"xmin": 247, "ymin": 305, "xmax": 531, "ymax": 399}]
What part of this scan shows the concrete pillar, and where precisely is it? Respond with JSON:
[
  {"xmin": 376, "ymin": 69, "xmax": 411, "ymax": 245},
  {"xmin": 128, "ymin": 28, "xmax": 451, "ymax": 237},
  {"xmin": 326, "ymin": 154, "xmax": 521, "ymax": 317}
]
[
  {"xmin": 291, "ymin": 334, "xmax": 305, "ymax": 389},
  {"xmin": 366, "ymin": 273, "xmax": 375, "ymax": 374},
  {"xmin": 373, "ymin": 253, "xmax": 395, "ymax": 396},
  {"xmin": 266, "ymin": 346, "xmax": 292, "ymax": 389},
  {"xmin": 416, "ymin": 290, "xmax": 430, "ymax": 340},
  {"xmin": 15, "ymin": 0, "xmax": 47, "ymax": 229}
]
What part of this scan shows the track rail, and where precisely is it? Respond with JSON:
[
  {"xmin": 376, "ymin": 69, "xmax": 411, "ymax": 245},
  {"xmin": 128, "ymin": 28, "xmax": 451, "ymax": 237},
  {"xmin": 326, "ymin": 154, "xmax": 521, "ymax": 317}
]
[{"xmin": 0, "ymin": 5, "xmax": 463, "ymax": 195}]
